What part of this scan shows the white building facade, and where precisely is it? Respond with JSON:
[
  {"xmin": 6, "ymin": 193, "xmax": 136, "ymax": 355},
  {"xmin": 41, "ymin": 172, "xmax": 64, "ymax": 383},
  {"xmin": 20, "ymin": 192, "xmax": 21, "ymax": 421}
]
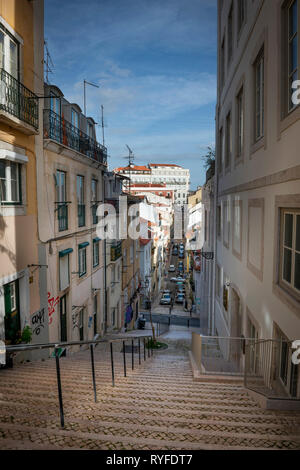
[{"xmin": 214, "ymin": 0, "xmax": 300, "ymax": 397}]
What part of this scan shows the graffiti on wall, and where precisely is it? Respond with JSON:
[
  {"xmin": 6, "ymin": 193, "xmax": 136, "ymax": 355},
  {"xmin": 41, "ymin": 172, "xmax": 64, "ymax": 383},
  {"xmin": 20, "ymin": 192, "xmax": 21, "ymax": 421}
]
[
  {"xmin": 48, "ymin": 292, "xmax": 59, "ymax": 325},
  {"xmin": 31, "ymin": 308, "xmax": 46, "ymax": 336}
]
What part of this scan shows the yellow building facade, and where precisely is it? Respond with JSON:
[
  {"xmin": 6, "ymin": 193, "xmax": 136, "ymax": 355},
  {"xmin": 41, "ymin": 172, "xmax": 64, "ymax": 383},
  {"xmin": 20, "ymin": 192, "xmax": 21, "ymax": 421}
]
[{"xmin": 0, "ymin": 0, "xmax": 45, "ymax": 352}]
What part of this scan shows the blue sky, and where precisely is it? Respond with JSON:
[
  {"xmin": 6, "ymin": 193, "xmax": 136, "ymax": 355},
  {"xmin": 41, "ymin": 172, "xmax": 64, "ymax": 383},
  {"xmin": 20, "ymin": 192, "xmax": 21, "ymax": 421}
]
[{"xmin": 45, "ymin": 0, "xmax": 217, "ymax": 190}]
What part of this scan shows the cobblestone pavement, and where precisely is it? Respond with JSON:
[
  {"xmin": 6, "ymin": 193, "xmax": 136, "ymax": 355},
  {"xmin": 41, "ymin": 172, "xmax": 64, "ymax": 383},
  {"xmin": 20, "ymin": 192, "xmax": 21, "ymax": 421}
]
[{"xmin": 0, "ymin": 337, "xmax": 300, "ymax": 450}]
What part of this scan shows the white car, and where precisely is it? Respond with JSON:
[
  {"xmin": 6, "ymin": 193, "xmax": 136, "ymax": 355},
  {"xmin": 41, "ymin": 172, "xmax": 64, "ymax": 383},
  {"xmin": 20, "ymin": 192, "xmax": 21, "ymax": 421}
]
[{"xmin": 168, "ymin": 265, "xmax": 176, "ymax": 272}]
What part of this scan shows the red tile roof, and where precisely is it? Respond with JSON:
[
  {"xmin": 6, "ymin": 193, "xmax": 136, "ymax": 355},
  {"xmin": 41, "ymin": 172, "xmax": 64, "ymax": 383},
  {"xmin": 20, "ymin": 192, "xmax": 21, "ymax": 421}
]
[{"xmin": 114, "ymin": 165, "xmax": 151, "ymax": 172}]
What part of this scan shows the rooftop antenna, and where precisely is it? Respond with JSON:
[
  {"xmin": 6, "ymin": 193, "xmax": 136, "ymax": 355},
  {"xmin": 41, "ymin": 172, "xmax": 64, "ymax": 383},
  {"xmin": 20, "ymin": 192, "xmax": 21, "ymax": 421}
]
[
  {"xmin": 83, "ymin": 80, "xmax": 99, "ymax": 116},
  {"xmin": 123, "ymin": 145, "xmax": 134, "ymax": 193},
  {"xmin": 44, "ymin": 40, "xmax": 54, "ymax": 84}
]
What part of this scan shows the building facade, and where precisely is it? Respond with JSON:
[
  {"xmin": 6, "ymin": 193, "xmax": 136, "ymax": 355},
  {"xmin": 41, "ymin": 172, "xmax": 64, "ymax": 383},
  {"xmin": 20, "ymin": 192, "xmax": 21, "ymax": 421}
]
[
  {"xmin": 215, "ymin": 0, "xmax": 300, "ymax": 397},
  {"xmin": 114, "ymin": 163, "xmax": 190, "ymax": 206},
  {"xmin": 0, "ymin": 0, "xmax": 45, "ymax": 356},
  {"xmin": 38, "ymin": 82, "xmax": 107, "ymax": 348}
]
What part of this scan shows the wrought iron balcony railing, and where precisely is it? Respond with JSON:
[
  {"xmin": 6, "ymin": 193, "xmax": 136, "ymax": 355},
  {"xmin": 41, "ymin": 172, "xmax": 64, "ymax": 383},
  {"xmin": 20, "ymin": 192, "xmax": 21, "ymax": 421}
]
[
  {"xmin": 78, "ymin": 204, "xmax": 86, "ymax": 227},
  {"xmin": 57, "ymin": 203, "xmax": 68, "ymax": 232},
  {"xmin": 111, "ymin": 241, "xmax": 122, "ymax": 262},
  {"xmin": 43, "ymin": 109, "xmax": 107, "ymax": 165},
  {"xmin": 0, "ymin": 68, "xmax": 39, "ymax": 129}
]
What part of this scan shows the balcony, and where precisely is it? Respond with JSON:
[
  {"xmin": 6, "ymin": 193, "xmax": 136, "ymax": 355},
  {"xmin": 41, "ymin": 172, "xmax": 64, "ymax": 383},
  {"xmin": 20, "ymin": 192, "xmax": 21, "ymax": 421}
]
[
  {"xmin": 57, "ymin": 203, "xmax": 68, "ymax": 232},
  {"xmin": 78, "ymin": 204, "xmax": 85, "ymax": 227},
  {"xmin": 91, "ymin": 204, "xmax": 98, "ymax": 225},
  {"xmin": 0, "ymin": 68, "xmax": 39, "ymax": 133},
  {"xmin": 111, "ymin": 241, "xmax": 122, "ymax": 262},
  {"xmin": 44, "ymin": 109, "xmax": 107, "ymax": 165}
]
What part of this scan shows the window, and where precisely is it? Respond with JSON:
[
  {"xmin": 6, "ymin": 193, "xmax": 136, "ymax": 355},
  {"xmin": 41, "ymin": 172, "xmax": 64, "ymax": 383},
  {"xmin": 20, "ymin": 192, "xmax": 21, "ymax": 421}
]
[
  {"xmin": 220, "ymin": 36, "xmax": 225, "ymax": 87},
  {"xmin": 91, "ymin": 179, "xmax": 98, "ymax": 224},
  {"xmin": 236, "ymin": 87, "xmax": 244, "ymax": 158},
  {"xmin": 217, "ymin": 205, "xmax": 221, "ymax": 238},
  {"xmin": 225, "ymin": 111, "xmax": 232, "ymax": 169},
  {"xmin": 280, "ymin": 209, "xmax": 300, "ymax": 296},
  {"xmin": 56, "ymin": 170, "xmax": 67, "ymax": 231},
  {"xmin": 77, "ymin": 175, "xmax": 85, "ymax": 227},
  {"xmin": 254, "ymin": 48, "xmax": 265, "ymax": 141},
  {"xmin": 71, "ymin": 109, "xmax": 79, "ymax": 128},
  {"xmin": 0, "ymin": 25, "xmax": 19, "ymax": 78},
  {"xmin": 78, "ymin": 245, "xmax": 87, "ymax": 277},
  {"xmin": 237, "ymin": 0, "xmax": 246, "ymax": 34},
  {"xmin": 93, "ymin": 239, "xmax": 100, "ymax": 267},
  {"xmin": 130, "ymin": 244, "xmax": 133, "ymax": 263},
  {"xmin": 288, "ymin": 0, "xmax": 298, "ymax": 111},
  {"xmin": 0, "ymin": 160, "xmax": 21, "ymax": 204},
  {"xmin": 59, "ymin": 250, "xmax": 71, "ymax": 291},
  {"xmin": 228, "ymin": 4, "xmax": 234, "ymax": 64},
  {"xmin": 50, "ymin": 93, "xmax": 60, "ymax": 115},
  {"xmin": 219, "ymin": 127, "xmax": 223, "ymax": 173}
]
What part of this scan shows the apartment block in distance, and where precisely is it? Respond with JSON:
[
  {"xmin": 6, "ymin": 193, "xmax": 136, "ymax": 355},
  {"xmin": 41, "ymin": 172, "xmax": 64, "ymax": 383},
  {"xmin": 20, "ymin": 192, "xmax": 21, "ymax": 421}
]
[{"xmin": 215, "ymin": 0, "xmax": 300, "ymax": 398}]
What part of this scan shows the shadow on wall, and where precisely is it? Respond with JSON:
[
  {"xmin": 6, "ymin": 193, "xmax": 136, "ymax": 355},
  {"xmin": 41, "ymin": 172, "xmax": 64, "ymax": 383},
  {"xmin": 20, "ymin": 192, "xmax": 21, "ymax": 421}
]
[{"xmin": 0, "ymin": 215, "xmax": 17, "ymax": 268}]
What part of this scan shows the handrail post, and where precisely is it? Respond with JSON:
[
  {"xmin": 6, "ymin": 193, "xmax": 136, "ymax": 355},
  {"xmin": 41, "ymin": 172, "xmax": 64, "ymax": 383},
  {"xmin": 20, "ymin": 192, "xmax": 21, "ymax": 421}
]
[
  {"xmin": 110, "ymin": 342, "xmax": 115, "ymax": 387},
  {"xmin": 55, "ymin": 347, "xmax": 65, "ymax": 428},
  {"xmin": 123, "ymin": 340, "xmax": 126, "ymax": 377},
  {"xmin": 138, "ymin": 338, "xmax": 141, "ymax": 365},
  {"xmin": 132, "ymin": 339, "xmax": 134, "ymax": 370},
  {"xmin": 144, "ymin": 337, "xmax": 146, "ymax": 361},
  {"xmin": 90, "ymin": 344, "xmax": 97, "ymax": 403},
  {"xmin": 148, "ymin": 338, "xmax": 150, "ymax": 358}
]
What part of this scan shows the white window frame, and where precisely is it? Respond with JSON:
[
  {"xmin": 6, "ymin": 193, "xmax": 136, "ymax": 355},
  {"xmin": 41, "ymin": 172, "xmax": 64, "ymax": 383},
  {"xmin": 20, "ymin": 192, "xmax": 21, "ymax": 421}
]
[
  {"xmin": 280, "ymin": 209, "xmax": 300, "ymax": 297},
  {"xmin": 78, "ymin": 247, "xmax": 87, "ymax": 277},
  {"xmin": 0, "ymin": 23, "xmax": 19, "ymax": 78},
  {"xmin": 0, "ymin": 159, "xmax": 21, "ymax": 204}
]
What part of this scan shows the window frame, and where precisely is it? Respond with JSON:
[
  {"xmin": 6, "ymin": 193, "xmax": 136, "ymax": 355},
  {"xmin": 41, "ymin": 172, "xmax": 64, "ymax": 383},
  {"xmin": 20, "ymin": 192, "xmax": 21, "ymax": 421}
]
[
  {"xmin": 0, "ymin": 160, "xmax": 22, "ymax": 205},
  {"xmin": 236, "ymin": 85, "xmax": 244, "ymax": 160},
  {"xmin": 279, "ymin": 208, "xmax": 300, "ymax": 299},
  {"xmin": 254, "ymin": 47, "xmax": 265, "ymax": 142},
  {"xmin": 93, "ymin": 239, "xmax": 100, "ymax": 268},
  {"xmin": 78, "ymin": 246, "xmax": 87, "ymax": 278}
]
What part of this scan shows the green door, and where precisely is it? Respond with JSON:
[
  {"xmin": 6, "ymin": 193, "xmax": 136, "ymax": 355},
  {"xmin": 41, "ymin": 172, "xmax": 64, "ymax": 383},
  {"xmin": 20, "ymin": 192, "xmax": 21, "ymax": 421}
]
[
  {"xmin": 4, "ymin": 280, "xmax": 20, "ymax": 343},
  {"xmin": 60, "ymin": 295, "xmax": 67, "ymax": 342}
]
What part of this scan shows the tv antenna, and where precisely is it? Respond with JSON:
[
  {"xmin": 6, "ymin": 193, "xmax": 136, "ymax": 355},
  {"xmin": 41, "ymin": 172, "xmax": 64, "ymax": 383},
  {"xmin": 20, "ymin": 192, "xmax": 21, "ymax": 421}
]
[
  {"xmin": 44, "ymin": 40, "xmax": 54, "ymax": 84},
  {"xmin": 101, "ymin": 105, "xmax": 105, "ymax": 147},
  {"xmin": 123, "ymin": 145, "xmax": 135, "ymax": 193}
]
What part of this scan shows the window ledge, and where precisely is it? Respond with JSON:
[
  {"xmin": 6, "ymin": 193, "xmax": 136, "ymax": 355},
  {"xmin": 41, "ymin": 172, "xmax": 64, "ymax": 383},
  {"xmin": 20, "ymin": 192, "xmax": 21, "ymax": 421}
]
[
  {"xmin": 250, "ymin": 137, "xmax": 265, "ymax": 157},
  {"xmin": 279, "ymin": 106, "xmax": 300, "ymax": 136},
  {"xmin": 273, "ymin": 283, "xmax": 300, "ymax": 319},
  {"xmin": 0, "ymin": 205, "xmax": 26, "ymax": 216}
]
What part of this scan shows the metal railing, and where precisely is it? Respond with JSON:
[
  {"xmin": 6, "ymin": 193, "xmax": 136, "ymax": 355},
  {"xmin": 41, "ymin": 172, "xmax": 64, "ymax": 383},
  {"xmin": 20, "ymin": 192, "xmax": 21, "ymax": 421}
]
[
  {"xmin": 3, "ymin": 334, "xmax": 154, "ymax": 428},
  {"xmin": 244, "ymin": 339, "xmax": 299, "ymax": 400},
  {"xmin": 77, "ymin": 203, "xmax": 85, "ymax": 227},
  {"xmin": 43, "ymin": 109, "xmax": 107, "ymax": 165},
  {"xmin": 57, "ymin": 203, "xmax": 68, "ymax": 231},
  {"xmin": 192, "ymin": 334, "xmax": 257, "ymax": 375},
  {"xmin": 0, "ymin": 68, "xmax": 39, "ymax": 129}
]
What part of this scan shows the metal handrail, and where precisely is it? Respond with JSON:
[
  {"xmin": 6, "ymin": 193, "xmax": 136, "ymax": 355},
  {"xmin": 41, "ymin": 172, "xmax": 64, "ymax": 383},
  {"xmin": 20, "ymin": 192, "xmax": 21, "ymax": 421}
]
[{"xmin": 3, "ymin": 334, "xmax": 154, "ymax": 428}]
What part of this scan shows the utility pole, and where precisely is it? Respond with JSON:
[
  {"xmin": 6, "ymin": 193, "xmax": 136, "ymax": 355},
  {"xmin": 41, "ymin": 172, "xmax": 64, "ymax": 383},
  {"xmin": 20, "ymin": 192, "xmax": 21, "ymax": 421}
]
[{"xmin": 101, "ymin": 105, "xmax": 105, "ymax": 147}]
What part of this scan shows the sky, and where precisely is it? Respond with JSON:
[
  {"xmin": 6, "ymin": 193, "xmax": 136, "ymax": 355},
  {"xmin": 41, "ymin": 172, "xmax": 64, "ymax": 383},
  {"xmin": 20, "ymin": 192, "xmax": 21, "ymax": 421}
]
[{"xmin": 44, "ymin": 0, "xmax": 217, "ymax": 190}]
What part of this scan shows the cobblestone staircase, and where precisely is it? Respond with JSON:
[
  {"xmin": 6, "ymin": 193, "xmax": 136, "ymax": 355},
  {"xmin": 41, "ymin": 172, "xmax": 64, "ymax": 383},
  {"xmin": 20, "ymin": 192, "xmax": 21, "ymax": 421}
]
[{"xmin": 0, "ymin": 340, "xmax": 300, "ymax": 450}]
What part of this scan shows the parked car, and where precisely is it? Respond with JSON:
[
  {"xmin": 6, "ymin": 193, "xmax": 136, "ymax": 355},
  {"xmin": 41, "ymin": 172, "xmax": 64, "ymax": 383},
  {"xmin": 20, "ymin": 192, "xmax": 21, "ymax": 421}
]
[
  {"xmin": 170, "ymin": 276, "xmax": 185, "ymax": 283},
  {"xmin": 169, "ymin": 264, "xmax": 176, "ymax": 272},
  {"xmin": 175, "ymin": 293, "xmax": 185, "ymax": 304},
  {"xmin": 179, "ymin": 253, "xmax": 184, "ymax": 259},
  {"xmin": 161, "ymin": 289, "xmax": 171, "ymax": 295},
  {"xmin": 160, "ymin": 293, "xmax": 171, "ymax": 305},
  {"xmin": 172, "ymin": 249, "xmax": 178, "ymax": 256}
]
